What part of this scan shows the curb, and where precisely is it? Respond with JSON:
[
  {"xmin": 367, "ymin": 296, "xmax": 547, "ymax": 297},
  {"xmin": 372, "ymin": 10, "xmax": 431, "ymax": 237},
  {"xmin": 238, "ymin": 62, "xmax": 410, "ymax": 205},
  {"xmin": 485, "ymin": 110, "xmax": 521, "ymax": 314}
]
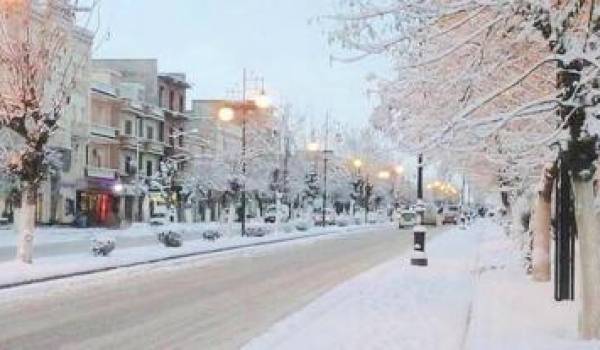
[{"xmin": 0, "ymin": 224, "xmax": 391, "ymax": 291}]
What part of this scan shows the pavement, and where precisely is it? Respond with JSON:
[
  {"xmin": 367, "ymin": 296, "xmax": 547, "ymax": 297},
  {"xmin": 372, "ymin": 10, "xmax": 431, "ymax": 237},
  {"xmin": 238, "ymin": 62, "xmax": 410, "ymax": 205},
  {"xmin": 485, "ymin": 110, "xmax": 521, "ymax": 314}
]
[
  {"xmin": 0, "ymin": 224, "xmax": 439, "ymax": 350},
  {"xmin": 244, "ymin": 220, "xmax": 598, "ymax": 350}
]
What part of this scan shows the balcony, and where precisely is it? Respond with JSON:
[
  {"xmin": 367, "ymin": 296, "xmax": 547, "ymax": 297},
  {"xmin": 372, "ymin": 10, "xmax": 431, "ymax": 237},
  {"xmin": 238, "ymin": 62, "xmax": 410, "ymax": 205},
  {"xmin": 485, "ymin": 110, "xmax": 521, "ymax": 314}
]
[
  {"xmin": 90, "ymin": 124, "xmax": 118, "ymax": 139},
  {"xmin": 86, "ymin": 166, "xmax": 117, "ymax": 180},
  {"xmin": 142, "ymin": 139, "xmax": 165, "ymax": 155}
]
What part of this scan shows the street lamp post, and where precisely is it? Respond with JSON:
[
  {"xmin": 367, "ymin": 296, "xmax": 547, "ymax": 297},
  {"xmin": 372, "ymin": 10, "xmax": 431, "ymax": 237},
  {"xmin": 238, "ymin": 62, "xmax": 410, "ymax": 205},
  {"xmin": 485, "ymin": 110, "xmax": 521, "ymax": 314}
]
[
  {"xmin": 411, "ymin": 153, "xmax": 428, "ymax": 266},
  {"xmin": 308, "ymin": 114, "xmax": 333, "ymax": 227},
  {"xmin": 217, "ymin": 69, "xmax": 270, "ymax": 236}
]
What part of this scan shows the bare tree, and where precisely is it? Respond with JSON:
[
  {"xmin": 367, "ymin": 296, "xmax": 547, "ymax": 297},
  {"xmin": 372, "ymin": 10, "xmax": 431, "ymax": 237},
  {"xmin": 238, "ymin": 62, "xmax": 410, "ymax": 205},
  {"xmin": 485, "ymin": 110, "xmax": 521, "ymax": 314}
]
[{"xmin": 0, "ymin": 0, "xmax": 94, "ymax": 263}]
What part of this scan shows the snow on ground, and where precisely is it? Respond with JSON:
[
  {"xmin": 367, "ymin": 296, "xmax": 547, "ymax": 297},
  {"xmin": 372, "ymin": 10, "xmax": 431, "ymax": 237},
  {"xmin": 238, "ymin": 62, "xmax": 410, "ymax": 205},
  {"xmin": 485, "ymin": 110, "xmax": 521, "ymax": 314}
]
[
  {"xmin": 244, "ymin": 220, "xmax": 599, "ymax": 350},
  {"xmin": 0, "ymin": 222, "xmax": 391, "ymax": 288},
  {"xmin": 0, "ymin": 222, "xmax": 224, "ymax": 247}
]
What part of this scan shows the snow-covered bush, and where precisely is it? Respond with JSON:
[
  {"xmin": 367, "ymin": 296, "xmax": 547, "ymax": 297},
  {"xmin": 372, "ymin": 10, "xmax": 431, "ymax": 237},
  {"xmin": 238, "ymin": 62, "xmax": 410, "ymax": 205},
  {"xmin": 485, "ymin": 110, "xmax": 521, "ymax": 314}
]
[
  {"xmin": 281, "ymin": 223, "xmax": 296, "ymax": 233},
  {"xmin": 202, "ymin": 230, "xmax": 222, "ymax": 241},
  {"xmin": 294, "ymin": 219, "xmax": 312, "ymax": 231},
  {"xmin": 336, "ymin": 216, "xmax": 351, "ymax": 227},
  {"xmin": 157, "ymin": 231, "xmax": 183, "ymax": 248},
  {"xmin": 245, "ymin": 224, "xmax": 273, "ymax": 237},
  {"xmin": 91, "ymin": 238, "xmax": 115, "ymax": 257}
]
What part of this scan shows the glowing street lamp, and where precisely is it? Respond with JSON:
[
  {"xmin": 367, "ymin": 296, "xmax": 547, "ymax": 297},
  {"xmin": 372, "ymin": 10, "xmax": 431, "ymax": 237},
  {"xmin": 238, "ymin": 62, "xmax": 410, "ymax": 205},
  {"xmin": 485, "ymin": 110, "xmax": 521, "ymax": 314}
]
[
  {"xmin": 394, "ymin": 165, "xmax": 404, "ymax": 175},
  {"xmin": 353, "ymin": 158, "xmax": 363, "ymax": 170},
  {"xmin": 218, "ymin": 107, "xmax": 235, "ymax": 122},
  {"xmin": 378, "ymin": 170, "xmax": 391, "ymax": 180},
  {"xmin": 254, "ymin": 93, "xmax": 271, "ymax": 109},
  {"xmin": 215, "ymin": 69, "xmax": 272, "ymax": 236},
  {"xmin": 306, "ymin": 142, "xmax": 320, "ymax": 152}
]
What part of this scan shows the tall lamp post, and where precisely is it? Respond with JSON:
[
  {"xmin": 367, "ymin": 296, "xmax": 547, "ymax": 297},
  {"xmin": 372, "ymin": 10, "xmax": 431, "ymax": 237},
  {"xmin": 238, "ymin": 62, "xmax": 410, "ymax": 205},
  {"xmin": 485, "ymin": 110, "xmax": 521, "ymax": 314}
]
[
  {"xmin": 411, "ymin": 153, "xmax": 428, "ymax": 266},
  {"xmin": 218, "ymin": 69, "xmax": 270, "ymax": 236},
  {"xmin": 352, "ymin": 158, "xmax": 366, "ymax": 223},
  {"xmin": 307, "ymin": 115, "xmax": 333, "ymax": 227}
]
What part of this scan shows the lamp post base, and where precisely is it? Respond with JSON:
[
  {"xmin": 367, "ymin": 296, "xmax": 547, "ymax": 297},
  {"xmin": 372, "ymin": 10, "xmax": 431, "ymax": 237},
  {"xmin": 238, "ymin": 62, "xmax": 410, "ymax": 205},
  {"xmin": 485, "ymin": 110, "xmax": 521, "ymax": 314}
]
[{"xmin": 411, "ymin": 258, "xmax": 428, "ymax": 266}]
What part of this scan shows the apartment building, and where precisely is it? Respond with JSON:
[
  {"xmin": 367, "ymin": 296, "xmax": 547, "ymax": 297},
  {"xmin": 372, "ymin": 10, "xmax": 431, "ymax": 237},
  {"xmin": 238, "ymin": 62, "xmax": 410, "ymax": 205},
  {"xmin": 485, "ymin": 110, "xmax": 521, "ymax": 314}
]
[
  {"xmin": 35, "ymin": 3, "xmax": 94, "ymax": 225},
  {"xmin": 81, "ymin": 59, "xmax": 193, "ymax": 226}
]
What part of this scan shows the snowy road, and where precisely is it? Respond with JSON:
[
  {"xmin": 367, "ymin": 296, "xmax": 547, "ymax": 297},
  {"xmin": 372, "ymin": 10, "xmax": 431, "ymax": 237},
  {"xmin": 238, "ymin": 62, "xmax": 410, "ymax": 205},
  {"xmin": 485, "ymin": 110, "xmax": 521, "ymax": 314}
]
[{"xmin": 0, "ymin": 225, "xmax": 439, "ymax": 350}]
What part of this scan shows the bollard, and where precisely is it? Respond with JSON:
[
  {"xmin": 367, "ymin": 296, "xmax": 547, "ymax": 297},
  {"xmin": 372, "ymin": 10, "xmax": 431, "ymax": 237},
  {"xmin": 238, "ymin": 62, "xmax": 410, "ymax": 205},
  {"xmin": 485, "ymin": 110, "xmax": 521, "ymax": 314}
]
[
  {"xmin": 411, "ymin": 201, "xmax": 428, "ymax": 266},
  {"xmin": 411, "ymin": 224, "xmax": 428, "ymax": 266}
]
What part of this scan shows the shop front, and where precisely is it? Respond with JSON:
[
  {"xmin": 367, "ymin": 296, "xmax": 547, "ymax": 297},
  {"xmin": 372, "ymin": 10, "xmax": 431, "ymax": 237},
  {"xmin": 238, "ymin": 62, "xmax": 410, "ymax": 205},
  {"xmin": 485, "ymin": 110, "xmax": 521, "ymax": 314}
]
[{"xmin": 76, "ymin": 178, "xmax": 120, "ymax": 227}]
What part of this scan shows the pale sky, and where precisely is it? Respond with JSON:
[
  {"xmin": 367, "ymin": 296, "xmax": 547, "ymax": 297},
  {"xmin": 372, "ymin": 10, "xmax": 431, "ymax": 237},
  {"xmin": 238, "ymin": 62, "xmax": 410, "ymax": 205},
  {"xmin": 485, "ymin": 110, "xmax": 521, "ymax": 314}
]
[{"xmin": 94, "ymin": 0, "xmax": 390, "ymax": 128}]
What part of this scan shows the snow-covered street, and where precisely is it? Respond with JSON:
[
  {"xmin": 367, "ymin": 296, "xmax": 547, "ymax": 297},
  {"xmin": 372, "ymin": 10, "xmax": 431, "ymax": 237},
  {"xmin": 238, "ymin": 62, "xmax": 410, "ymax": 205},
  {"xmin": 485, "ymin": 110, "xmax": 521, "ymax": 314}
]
[
  {"xmin": 0, "ymin": 224, "xmax": 429, "ymax": 349},
  {"xmin": 244, "ymin": 220, "xmax": 600, "ymax": 350},
  {"xmin": 2, "ymin": 0, "xmax": 600, "ymax": 347},
  {"xmin": 0, "ymin": 222, "xmax": 392, "ymax": 288}
]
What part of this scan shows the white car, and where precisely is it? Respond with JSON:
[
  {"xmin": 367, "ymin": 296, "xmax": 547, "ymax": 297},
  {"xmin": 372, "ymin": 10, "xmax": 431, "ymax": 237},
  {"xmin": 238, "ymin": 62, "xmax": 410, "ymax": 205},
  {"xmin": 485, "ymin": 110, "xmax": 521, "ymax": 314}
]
[{"xmin": 313, "ymin": 208, "xmax": 336, "ymax": 225}]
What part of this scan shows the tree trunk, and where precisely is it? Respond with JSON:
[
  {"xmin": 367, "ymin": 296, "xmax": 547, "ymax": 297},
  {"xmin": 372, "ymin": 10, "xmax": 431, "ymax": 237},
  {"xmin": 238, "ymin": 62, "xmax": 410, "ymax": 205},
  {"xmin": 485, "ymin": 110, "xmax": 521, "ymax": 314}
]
[
  {"xmin": 15, "ymin": 186, "xmax": 37, "ymax": 264},
  {"xmin": 226, "ymin": 202, "xmax": 235, "ymax": 237},
  {"xmin": 573, "ymin": 179, "xmax": 600, "ymax": 339},
  {"xmin": 501, "ymin": 191, "xmax": 511, "ymax": 216},
  {"xmin": 532, "ymin": 165, "xmax": 555, "ymax": 281}
]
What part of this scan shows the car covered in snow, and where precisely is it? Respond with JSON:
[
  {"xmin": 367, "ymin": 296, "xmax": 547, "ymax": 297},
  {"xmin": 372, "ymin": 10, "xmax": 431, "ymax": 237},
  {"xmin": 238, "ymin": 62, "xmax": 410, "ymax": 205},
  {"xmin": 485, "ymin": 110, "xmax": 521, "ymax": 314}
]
[
  {"xmin": 398, "ymin": 209, "xmax": 417, "ymax": 229},
  {"xmin": 264, "ymin": 205, "xmax": 289, "ymax": 223},
  {"xmin": 442, "ymin": 205, "xmax": 461, "ymax": 224},
  {"xmin": 313, "ymin": 208, "xmax": 336, "ymax": 225}
]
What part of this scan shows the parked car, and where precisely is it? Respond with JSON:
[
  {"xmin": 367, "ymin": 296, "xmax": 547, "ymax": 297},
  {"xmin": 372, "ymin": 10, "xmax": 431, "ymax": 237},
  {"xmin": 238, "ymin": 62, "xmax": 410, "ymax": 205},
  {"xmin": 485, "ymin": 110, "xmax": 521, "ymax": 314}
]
[
  {"xmin": 442, "ymin": 205, "xmax": 461, "ymax": 224},
  {"xmin": 398, "ymin": 209, "xmax": 417, "ymax": 229},
  {"xmin": 405, "ymin": 203, "xmax": 440, "ymax": 226},
  {"xmin": 313, "ymin": 208, "xmax": 336, "ymax": 225},
  {"xmin": 264, "ymin": 205, "xmax": 289, "ymax": 223}
]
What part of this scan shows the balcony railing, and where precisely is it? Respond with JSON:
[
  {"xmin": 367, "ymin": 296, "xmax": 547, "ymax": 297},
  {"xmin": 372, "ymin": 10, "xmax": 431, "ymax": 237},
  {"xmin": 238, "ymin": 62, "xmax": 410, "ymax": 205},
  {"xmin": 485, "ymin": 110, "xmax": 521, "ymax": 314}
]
[
  {"xmin": 143, "ymin": 139, "xmax": 165, "ymax": 155},
  {"xmin": 90, "ymin": 124, "xmax": 118, "ymax": 139},
  {"xmin": 86, "ymin": 166, "xmax": 117, "ymax": 180}
]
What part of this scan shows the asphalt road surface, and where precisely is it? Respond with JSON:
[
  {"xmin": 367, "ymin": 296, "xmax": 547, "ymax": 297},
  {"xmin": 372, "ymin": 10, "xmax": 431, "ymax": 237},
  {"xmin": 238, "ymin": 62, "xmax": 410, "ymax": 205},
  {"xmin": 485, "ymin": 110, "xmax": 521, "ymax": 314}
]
[{"xmin": 0, "ymin": 225, "xmax": 442, "ymax": 350}]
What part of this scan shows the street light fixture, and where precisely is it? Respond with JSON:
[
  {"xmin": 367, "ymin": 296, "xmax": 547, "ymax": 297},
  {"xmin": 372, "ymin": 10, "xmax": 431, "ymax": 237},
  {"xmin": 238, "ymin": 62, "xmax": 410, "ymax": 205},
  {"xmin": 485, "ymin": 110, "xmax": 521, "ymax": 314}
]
[
  {"xmin": 378, "ymin": 170, "xmax": 391, "ymax": 180},
  {"xmin": 307, "ymin": 142, "xmax": 320, "ymax": 152},
  {"xmin": 218, "ymin": 107, "xmax": 235, "ymax": 122},
  {"xmin": 306, "ymin": 114, "xmax": 333, "ymax": 227},
  {"xmin": 216, "ymin": 69, "xmax": 271, "ymax": 236}
]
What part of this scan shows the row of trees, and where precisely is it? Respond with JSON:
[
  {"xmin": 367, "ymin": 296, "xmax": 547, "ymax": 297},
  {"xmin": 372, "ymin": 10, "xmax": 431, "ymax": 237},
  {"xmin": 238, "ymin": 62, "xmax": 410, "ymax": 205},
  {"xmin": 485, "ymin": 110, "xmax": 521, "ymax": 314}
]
[
  {"xmin": 156, "ymin": 115, "xmax": 405, "ymax": 224},
  {"xmin": 328, "ymin": 0, "xmax": 600, "ymax": 339}
]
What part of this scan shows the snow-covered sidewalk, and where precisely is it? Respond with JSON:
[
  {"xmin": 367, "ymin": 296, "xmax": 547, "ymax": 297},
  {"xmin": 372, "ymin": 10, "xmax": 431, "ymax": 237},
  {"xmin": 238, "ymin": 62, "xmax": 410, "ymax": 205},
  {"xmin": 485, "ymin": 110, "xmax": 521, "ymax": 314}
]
[
  {"xmin": 0, "ymin": 223, "xmax": 391, "ymax": 289},
  {"xmin": 244, "ymin": 220, "xmax": 599, "ymax": 350}
]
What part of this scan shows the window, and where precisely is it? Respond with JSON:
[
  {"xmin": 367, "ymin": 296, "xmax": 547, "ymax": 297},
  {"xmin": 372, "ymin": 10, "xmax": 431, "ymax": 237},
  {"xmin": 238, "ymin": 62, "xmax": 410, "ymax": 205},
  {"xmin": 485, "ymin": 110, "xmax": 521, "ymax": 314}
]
[
  {"xmin": 92, "ymin": 149, "xmax": 101, "ymax": 167},
  {"xmin": 137, "ymin": 118, "xmax": 143, "ymax": 137},
  {"xmin": 146, "ymin": 161, "xmax": 153, "ymax": 177},
  {"xmin": 125, "ymin": 156, "xmax": 132, "ymax": 174},
  {"xmin": 146, "ymin": 126, "xmax": 154, "ymax": 140},
  {"xmin": 179, "ymin": 95, "xmax": 184, "ymax": 113},
  {"xmin": 158, "ymin": 121, "xmax": 164, "ymax": 142},
  {"xmin": 169, "ymin": 90, "xmax": 175, "ymax": 111},
  {"xmin": 158, "ymin": 86, "xmax": 164, "ymax": 108},
  {"xmin": 124, "ymin": 120, "xmax": 133, "ymax": 136},
  {"xmin": 179, "ymin": 127, "xmax": 184, "ymax": 147}
]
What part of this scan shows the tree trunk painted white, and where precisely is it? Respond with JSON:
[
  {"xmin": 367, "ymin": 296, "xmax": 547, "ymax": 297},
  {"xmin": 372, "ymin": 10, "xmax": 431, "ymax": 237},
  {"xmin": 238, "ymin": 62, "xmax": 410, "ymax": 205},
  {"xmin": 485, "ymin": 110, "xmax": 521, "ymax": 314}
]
[
  {"xmin": 204, "ymin": 207, "xmax": 211, "ymax": 223},
  {"xmin": 275, "ymin": 193, "xmax": 282, "ymax": 233},
  {"xmin": 532, "ymin": 167, "xmax": 554, "ymax": 282},
  {"xmin": 15, "ymin": 187, "xmax": 36, "ymax": 264},
  {"xmin": 227, "ymin": 202, "xmax": 235, "ymax": 237},
  {"xmin": 573, "ymin": 179, "xmax": 600, "ymax": 339}
]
